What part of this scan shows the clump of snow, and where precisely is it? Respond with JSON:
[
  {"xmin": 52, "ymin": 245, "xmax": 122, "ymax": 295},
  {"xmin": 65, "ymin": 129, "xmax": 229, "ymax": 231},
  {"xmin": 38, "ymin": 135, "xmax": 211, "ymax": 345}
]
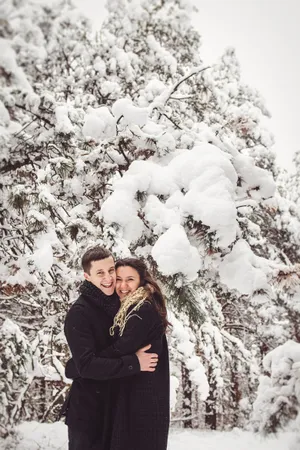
[
  {"xmin": 152, "ymin": 224, "xmax": 202, "ymax": 280},
  {"xmin": 0, "ymin": 100, "xmax": 10, "ymax": 126},
  {"xmin": 186, "ymin": 356, "xmax": 210, "ymax": 400},
  {"xmin": 146, "ymin": 35, "xmax": 177, "ymax": 74},
  {"xmin": 112, "ymin": 98, "xmax": 149, "ymax": 126},
  {"xmin": 0, "ymin": 38, "xmax": 32, "ymax": 90},
  {"xmin": 100, "ymin": 80, "xmax": 121, "ymax": 97},
  {"xmin": 263, "ymin": 339, "xmax": 300, "ymax": 374},
  {"xmin": 219, "ymin": 240, "xmax": 270, "ymax": 295},
  {"xmin": 93, "ymin": 56, "xmax": 106, "ymax": 75},
  {"xmin": 234, "ymin": 154, "xmax": 276, "ymax": 200},
  {"xmin": 25, "ymin": 92, "xmax": 40, "ymax": 113},
  {"xmin": 38, "ymin": 185, "xmax": 57, "ymax": 207},
  {"xmin": 82, "ymin": 106, "xmax": 116, "ymax": 140},
  {"xmin": 6, "ymin": 257, "xmax": 38, "ymax": 286},
  {"xmin": 168, "ymin": 144, "xmax": 238, "ymax": 247},
  {"xmin": 157, "ymin": 132, "xmax": 176, "ymax": 152},
  {"xmin": 31, "ymin": 231, "xmax": 58, "ymax": 274},
  {"xmin": 27, "ymin": 210, "xmax": 48, "ymax": 225},
  {"xmin": 140, "ymin": 78, "xmax": 166, "ymax": 103},
  {"xmin": 55, "ymin": 106, "xmax": 74, "ymax": 134},
  {"xmin": 101, "ymin": 190, "xmax": 139, "ymax": 228},
  {"xmin": 116, "ymin": 160, "xmax": 178, "ymax": 196},
  {"xmin": 144, "ymin": 195, "xmax": 181, "ymax": 233}
]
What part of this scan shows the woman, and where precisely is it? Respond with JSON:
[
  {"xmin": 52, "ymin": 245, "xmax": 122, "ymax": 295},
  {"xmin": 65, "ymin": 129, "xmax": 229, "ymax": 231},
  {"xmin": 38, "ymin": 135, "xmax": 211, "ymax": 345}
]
[{"xmin": 99, "ymin": 258, "xmax": 170, "ymax": 450}]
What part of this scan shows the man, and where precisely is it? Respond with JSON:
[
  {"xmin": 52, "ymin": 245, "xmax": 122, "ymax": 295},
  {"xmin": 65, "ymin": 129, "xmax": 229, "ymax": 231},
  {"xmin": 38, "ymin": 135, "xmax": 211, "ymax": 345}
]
[{"xmin": 62, "ymin": 246, "xmax": 158, "ymax": 450}]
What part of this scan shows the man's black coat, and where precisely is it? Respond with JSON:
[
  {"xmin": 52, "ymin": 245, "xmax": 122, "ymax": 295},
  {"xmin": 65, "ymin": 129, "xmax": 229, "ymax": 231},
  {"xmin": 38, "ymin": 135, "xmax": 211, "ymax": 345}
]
[{"xmin": 62, "ymin": 281, "xmax": 140, "ymax": 447}]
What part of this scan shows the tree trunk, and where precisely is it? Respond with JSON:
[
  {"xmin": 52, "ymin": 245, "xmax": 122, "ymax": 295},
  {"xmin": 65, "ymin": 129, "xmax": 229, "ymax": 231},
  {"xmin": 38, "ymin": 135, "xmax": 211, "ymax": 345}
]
[
  {"xmin": 181, "ymin": 362, "xmax": 193, "ymax": 428},
  {"xmin": 205, "ymin": 366, "xmax": 217, "ymax": 429},
  {"xmin": 231, "ymin": 365, "xmax": 241, "ymax": 427}
]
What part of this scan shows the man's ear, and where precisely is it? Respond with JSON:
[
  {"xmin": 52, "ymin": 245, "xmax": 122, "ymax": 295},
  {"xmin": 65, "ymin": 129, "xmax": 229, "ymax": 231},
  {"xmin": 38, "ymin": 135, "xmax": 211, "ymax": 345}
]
[{"xmin": 84, "ymin": 272, "xmax": 89, "ymax": 281}]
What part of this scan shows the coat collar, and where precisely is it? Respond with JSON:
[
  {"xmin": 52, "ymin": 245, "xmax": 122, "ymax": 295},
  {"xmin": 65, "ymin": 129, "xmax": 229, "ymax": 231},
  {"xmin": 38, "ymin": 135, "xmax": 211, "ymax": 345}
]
[{"xmin": 79, "ymin": 280, "xmax": 120, "ymax": 318}]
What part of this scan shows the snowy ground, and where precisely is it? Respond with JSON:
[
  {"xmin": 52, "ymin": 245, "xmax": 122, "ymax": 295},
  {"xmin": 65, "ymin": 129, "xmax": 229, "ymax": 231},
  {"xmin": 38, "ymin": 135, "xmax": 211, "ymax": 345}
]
[{"xmin": 0, "ymin": 421, "xmax": 297, "ymax": 450}]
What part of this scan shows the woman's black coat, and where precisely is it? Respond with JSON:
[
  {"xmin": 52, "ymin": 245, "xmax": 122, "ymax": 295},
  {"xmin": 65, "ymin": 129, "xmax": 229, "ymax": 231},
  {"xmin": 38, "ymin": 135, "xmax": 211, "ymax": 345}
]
[{"xmin": 99, "ymin": 299, "xmax": 170, "ymax": 450}]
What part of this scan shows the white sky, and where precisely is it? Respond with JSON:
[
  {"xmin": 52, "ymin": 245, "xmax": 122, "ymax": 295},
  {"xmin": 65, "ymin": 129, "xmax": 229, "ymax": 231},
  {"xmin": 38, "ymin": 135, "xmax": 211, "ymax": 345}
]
[{"xmin": 73, "ymin": 0, "xmax": 300, "ymax": 171}]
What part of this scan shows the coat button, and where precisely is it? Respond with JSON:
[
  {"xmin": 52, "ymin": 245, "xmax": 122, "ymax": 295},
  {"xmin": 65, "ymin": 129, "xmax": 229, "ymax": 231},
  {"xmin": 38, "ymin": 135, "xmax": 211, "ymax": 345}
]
[{"xmin": 128, "ymin": 365, "xmax": 133, "ymax": 370}]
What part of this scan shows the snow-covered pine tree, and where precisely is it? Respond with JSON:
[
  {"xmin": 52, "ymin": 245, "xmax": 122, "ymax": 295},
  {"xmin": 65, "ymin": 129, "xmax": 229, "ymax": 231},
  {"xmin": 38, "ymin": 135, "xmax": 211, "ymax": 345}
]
[
  {"xmin": 0, "ymin": 0, "xmax": 104, "ymax": 429},
  {"xmin": 251, "ymin": 340, "xmax": 300, "ymax": 442},
  {"xmin": 286, "ymin": 150, "xmax": 300, "ymax": 207},
  {"xmin": 0, "ymin": 318, "xmax": 34, "ymax": 437}
]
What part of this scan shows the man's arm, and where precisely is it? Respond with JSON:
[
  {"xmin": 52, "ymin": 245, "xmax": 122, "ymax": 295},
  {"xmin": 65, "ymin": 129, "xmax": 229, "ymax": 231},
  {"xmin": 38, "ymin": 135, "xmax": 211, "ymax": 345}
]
[
  {"xmin": 65, "ymin": 306, "xmax": 157, "ymax": 381},
  {"xmin": 65, "ymin": 344, "xmax": 158, "ymax": 380}
]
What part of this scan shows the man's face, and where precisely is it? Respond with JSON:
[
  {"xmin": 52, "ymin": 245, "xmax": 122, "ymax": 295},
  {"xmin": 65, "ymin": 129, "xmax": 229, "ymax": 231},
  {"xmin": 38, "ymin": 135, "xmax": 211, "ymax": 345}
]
[{"xmin": 84, "ymin": 256, "xmax": 116, "ymax": 296}]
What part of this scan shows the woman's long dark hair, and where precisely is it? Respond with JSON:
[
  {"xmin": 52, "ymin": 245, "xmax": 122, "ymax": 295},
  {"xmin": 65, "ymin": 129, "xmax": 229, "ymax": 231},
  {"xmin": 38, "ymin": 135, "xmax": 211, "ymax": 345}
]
[{"xmin": 115, "ymin": 258, "xmax": 171, "ymax": 333}]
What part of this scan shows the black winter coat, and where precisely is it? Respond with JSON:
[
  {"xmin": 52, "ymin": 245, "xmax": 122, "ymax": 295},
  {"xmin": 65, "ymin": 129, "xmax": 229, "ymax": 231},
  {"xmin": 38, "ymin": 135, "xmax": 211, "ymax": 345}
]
[
  {"xmin": 62, "ymin": 281, "xmax": 140, "ymax": 446},
  {"xmin": 101, "ymin": 299, "xmax": 170, "ymax": 450},
  {"xmin": 66, "ymin": 294, "xmax": 170, "ymax": 450}
]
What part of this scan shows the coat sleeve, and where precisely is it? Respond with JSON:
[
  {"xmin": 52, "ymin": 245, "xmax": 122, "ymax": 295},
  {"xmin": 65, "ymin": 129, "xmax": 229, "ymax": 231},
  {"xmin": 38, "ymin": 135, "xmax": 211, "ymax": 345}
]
[
  {"xmin": 64, "ymin": 306, "xmax": 140, "ymax": 381},
  {"xmin": 97, "ymin": 302, "xmax": 163, "ymax": 358}
]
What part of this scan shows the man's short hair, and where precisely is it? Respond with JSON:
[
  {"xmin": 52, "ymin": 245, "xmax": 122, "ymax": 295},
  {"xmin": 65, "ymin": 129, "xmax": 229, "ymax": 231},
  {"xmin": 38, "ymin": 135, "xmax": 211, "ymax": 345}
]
[{"xmin": 81, "ymin": 246, "xmax": 113, "ymax": 274}]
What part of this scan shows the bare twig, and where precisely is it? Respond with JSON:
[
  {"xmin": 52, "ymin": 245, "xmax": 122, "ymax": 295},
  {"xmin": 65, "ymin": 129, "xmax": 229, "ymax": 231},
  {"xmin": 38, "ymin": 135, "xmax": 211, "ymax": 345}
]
[{"xmin": 158, "ymin": 66, "xmax": 210, "ymax": 108}]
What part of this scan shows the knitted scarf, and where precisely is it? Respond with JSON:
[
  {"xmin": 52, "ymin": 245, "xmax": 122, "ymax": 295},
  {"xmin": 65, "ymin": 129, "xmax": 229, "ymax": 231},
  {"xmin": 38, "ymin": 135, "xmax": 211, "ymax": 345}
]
[
  {"xmin": 110, "ymin": 286, "xmax": 149, "ymax": 337},
  {"xmin": 79, "ymin": 280, "xmax": 120, "ymax": 318}
]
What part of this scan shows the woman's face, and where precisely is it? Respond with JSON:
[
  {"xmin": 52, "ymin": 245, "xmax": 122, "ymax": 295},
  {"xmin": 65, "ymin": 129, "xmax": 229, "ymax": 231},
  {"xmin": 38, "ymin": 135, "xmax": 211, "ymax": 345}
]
[{"xmin": 116, "ymin": 266, "xmax": 141, "ymax": 301}]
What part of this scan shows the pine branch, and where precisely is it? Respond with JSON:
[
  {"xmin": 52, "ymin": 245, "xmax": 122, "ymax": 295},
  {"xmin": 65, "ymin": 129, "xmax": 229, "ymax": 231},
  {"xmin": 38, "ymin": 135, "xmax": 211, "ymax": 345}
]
[
  {"xmin": 13, "ymin": 118, "xmax": 37, "ymax": 137},
  {"xmin": 169, "ymin": 95, "xmax": 194, "ymax": 101},
  {"xmin": 160, "ymin": 113, "xmax": 182, "ymax": 130},
  {"xmin": 15, "ymin": 104, "xmax": 53, "ymax": 126},
  {"xmin": 167, "ymin": 282, "xmax": 206, "ymax": 326},
  {"xmin": 41, "ymin": 384, "xmax": 69, "ymax": 422},
  {"xmin": 0, "ymin": 156, "xmax": 41, "ymax": 174},
  {"xmin": 10, "ymin": 374, "xmax": 35, "ymax": 422},
  {"xmin": 171, "ymin": 415, "xmax": 198, "ymax": 422},
  {"xmin": 0, "ymin": 314, "xmax": 36, "ymax": 330}
]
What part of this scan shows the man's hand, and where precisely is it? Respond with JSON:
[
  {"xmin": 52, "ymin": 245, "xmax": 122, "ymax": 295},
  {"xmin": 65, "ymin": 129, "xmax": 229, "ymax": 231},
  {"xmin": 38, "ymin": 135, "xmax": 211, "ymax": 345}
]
[{"xmin": 136, "ymin": 344, "xmax": 158, "ymax": 372}]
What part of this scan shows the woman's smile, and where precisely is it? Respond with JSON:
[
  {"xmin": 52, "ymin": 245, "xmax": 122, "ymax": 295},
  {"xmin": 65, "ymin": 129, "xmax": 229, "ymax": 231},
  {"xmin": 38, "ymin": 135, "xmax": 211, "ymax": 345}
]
[{"xmin": 116, "ymin": 266, "xmax": 141, "ymax": 300}]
